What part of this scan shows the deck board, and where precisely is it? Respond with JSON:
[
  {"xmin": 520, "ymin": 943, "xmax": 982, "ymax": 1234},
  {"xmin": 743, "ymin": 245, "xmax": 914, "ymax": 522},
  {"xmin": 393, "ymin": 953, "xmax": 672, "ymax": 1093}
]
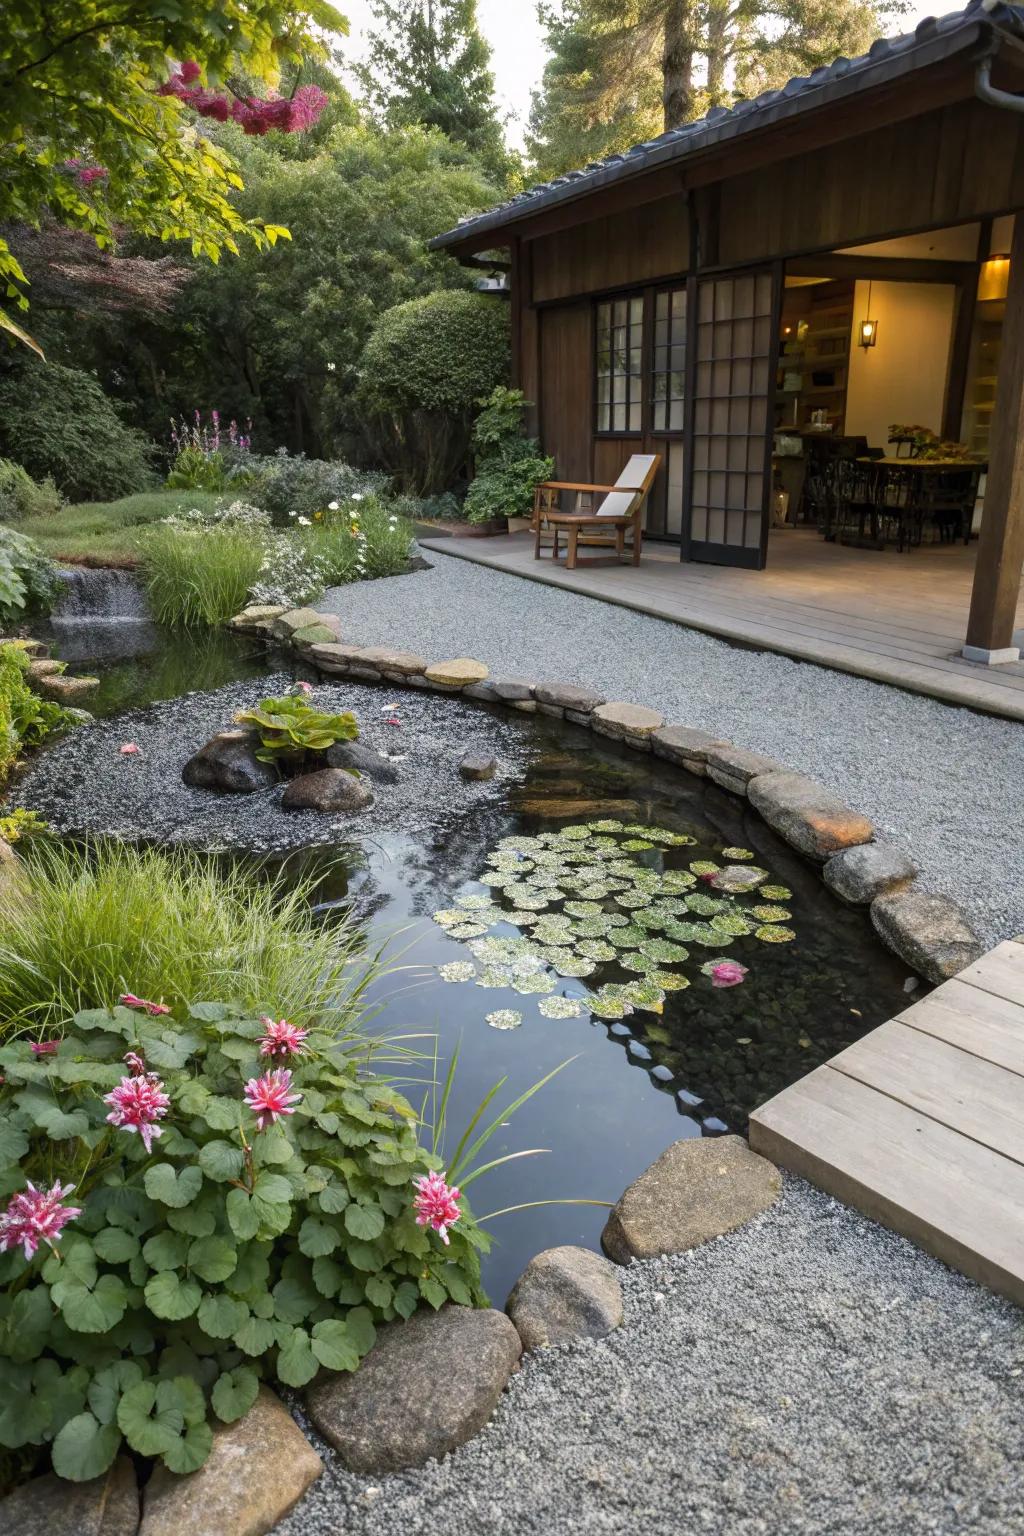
[
  {"xmin": 420, "ymin": 528, "xmax": 1024, "ymax": 720},
  {"xmin": 749, "ymin": 939, "xmax": 1024, "ymax": 1306}
]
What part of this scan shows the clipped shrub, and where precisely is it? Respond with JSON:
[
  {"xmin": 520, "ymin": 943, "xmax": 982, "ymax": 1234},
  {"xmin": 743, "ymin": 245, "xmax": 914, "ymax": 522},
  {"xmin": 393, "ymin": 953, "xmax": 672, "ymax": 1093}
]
[
  {"xmin": 0, "ymin": 998, "xmax": 487, "ymax": 1482},
  {"xmin": 0, "ymin": 363, "xmax": 155, "ymax": 503},
  {"xmin": 0, "ymin": 460, "xmax": 62, "ymax": 522},
  {"xmin": 0, "ymin": 840, "xmax": 375, "ymax": 1033},
  {"xmin": 357, "ymin": 292, "xmax": 510, "ymax": 494},
  {"xmin": 0, "ymin": 527, "xmax": 62, "ymax": 622},
  {"xmin": 463, "ymin": 388, "xmax": 554, "ymax": 525}
]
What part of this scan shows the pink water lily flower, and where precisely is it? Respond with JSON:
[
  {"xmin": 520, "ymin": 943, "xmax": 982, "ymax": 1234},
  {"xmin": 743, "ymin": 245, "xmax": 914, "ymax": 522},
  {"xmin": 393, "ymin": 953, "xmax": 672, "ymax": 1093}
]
[
  {"xmin": 413, "ymin": 1169, "xmax": 462, "ymax": 1245},
  {"xmin": 258, "ymin": 1017, "xmax": 309, "ymax": 1061},
  {"xmin": 104, "ymin": 1067, "xmax": 171, "ymax": 1153},
  {"xmin": 0, "ymin": 1180, "xmax": 81, "ymax": 1261},
  {"xmin": 118, "ymin": 993, "xmax": 172, "ymax": 1016},
  {"xmin": 710, "ymin": 960, "xmax": 749, "ymax": 988},
  {"xmin": 120, "ymin": 743, "xmax": 141, "ymax": 756},
  {"xmin": 243, "ymin": 1068, "xmax": 302, "ymax": 1130},
  {"xmin": 30, "ymin": 1040, "xmax": 59, "ymax": 1057}
]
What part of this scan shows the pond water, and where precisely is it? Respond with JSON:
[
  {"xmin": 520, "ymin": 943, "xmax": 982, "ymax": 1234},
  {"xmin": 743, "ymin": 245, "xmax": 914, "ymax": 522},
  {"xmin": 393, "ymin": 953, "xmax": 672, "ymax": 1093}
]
[{"xmin": 17, "ymin": 619, "xmax": 915, "ymax": 1303}]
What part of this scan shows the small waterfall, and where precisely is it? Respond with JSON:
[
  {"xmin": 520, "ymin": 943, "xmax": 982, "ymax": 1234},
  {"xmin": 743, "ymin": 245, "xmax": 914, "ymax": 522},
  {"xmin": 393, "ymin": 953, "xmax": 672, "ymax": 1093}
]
[{"xmin": 53, "ymin": 567, "xmax": 150, "ymax": 624}]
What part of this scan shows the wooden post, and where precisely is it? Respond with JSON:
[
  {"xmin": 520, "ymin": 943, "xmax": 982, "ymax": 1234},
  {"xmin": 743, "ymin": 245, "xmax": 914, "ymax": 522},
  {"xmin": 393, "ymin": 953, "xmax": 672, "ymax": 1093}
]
[{"xmin": 963, "ymin": 214, "xmax": 1024, "ymax": 664}]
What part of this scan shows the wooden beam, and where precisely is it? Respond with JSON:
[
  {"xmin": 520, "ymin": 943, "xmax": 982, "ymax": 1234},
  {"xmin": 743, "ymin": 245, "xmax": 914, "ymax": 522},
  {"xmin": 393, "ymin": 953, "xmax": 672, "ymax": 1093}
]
[
  {"xmin": 787, "ymin": 253, "xmax": 973, "ymax": 284},
  {"xmin": 963, "ymin": 214, "xmax": 1024, "ymax": 661}
]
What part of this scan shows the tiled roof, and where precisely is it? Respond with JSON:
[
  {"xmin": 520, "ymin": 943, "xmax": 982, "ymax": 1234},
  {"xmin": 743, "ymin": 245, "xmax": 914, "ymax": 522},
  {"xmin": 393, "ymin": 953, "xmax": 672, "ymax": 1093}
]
[{"xmin": 432, "ymin": 0, "xmax": 1024, "ymax": 249}]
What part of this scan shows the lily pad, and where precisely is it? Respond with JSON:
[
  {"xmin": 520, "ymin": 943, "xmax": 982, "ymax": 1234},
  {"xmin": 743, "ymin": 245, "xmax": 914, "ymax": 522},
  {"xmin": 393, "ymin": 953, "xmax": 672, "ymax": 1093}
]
[
  {"xmin": 576, "ymin": 939, "xmax": 617, "ymax": 961},
  {"xmin": 538, "ymin": 996, "xmax": 586, "ymax": 1019},
  {"xmin": 720, "ymin": 847, "xmax": 754, "ymax": 860},
  {"xmin": 710, "ymin": 913, "xmax": 754, "ymax": 937},
  {"xmin": 617, "ymin": 980, "xmax": 666, "ymax": 1013},
  {"xmin": 432, "ymin": 908, "xmax": 467, "ymax": 927},
  {"xmin": 751, "ymin": 905, "xmax": 792, "ymax": 924},
  {"xmin": 685, "ymin": 893, "xmax": 730, "ymax": 916},
  {"xmin": 660, "ymin": 871, "xmax": 697, "ymax": 893},
  {"xmin": 510, "ymin": 893, "xmax": 553, "ymax": 912},
  {"xmin": 486, "ymin": 1009, "xmax": 523, "ymax": 1031},
  {"xmin": 590, "ymin": 819, "xmax": 624, "ymax": 832},
  {"xmin": 689, "ymin": 861, "xmax": 720, "ymax": 876},
  {"xmin": 446, "ymin": 921, "xmax": 490, "ymax": 940},
  {"xmin": 646, "ymin": 969, "xmax": 691, "ymax": 991},
  {"xmin": 640, "ymin": 939, "xmax": 690, "ymax": 964},
  {"xmin": 619, "ymin": 952, "xmax": 656, "ymax": 972},
  {"xmin": 586, "ymin": 993, "xmax": 635, "ymax": 1020},
  {"xmin": 755, "ymin": 925, "xmax": 796, "ymax": 943},
  {"xmin": 551, "ymin": 956, "xmax": 598, "ymax": 978},
  {"xmin": 759, "ymin": 885, "xmax": 792, "ymax": 901},
  {"xmin": 475, "ymin": 966, "xmax": 514, "ymax": 988},
  {"xmin": 614, "ymin": 892, "xmax": 649, "ymax": 910},
  {"xmin": 455, "ymin": 894, "xmax": 496, "ymax": 910},
  {"xmin": 564, "ymin": 900, "xmax": 603, "ymax": 918},
  {"xmin": 438, "ymin": 962, "xmax": 476, "ymax": 983},
  {"xmin": 608, "ymin": 924, "xmax": 647, "ymax": 948},
  {"xmin": 621, "ymin": 839, "xmax": 653, "ymax": 852},
  {"xmin": 512, "ymin": 972, "xmax": 557, "ymax": 996}
]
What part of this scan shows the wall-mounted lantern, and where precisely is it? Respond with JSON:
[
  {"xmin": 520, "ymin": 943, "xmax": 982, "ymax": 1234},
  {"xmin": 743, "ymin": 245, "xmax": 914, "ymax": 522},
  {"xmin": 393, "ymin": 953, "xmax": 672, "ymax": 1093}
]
[{"xmin": 858, "ymin": 282, "xmax": 878, "ymax": 348}]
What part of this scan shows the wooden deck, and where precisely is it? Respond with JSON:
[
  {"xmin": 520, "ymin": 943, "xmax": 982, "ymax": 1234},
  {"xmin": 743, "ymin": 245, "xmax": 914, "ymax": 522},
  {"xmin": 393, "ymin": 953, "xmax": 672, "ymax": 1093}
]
[
  {"xmin": 750, "ymin": 940, "xmax": 1024, "ymax": 1306},
  {"xmin": 419, "ymin": 527, "xmax": 1024, "ymax": 721}
]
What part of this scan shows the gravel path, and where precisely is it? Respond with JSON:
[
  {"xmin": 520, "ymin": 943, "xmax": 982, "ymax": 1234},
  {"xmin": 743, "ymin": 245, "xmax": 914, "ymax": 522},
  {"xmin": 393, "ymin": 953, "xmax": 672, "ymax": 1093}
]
[
  {"xmin": 279, "ymin": 1177, "xmax": 1024, "ymax": 1536},
  {"xmin": 322, "ymin": 550, "xmax": 1024, "ymax": 946}
]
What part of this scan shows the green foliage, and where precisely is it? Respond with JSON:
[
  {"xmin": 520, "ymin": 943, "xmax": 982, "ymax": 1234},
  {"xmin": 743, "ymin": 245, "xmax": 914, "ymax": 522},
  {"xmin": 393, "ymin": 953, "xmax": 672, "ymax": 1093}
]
[
  {"xmin": 0, "ymin": 461, "xmax": 62, "ymax": 523},
  {"xmin": 358, "ymin": 0, "xmax": 516, "ymax": 184},
  {"xmin": 237, "ymin": 456, "xmax": 389, "ymax": 526},
  {"xmin": 0, "ymin": 644, "xmax": 76, "ymax": 783},
  {"xmin": 0, "ymin": 365, "xmax": 155, "ymax": 503},
  {"xmin": 234, "ymin": 696, "xmax": 360, "ymax": 765},
  {"xmin": 302, "ymin": 494, "xmax": 415, "ymax": 584},
  {"xmin": 0, "ymin": 840, "xmax": 378, "ymax": 1033},
  {"xmin": 0, "ymin": 0, "xmax": 345, "ymax": 344},
  {"xmin": 16, "ymin": 492, "xmax": 227, "ymax": 566},
  {"xmin": 167, "ymin": 448, "xmax": 229, "ymax": 494},
  {"xmin": 463, "ymin": 389, "xmax": 554, "ymax": 524},
  {"xmin": 358, "ymin": 291, "xmax": 510, "ymax": 494},
  {"xmin": 142, "ymin": 524, "xmax": 266, "ymax": 629},
  {"xmin": 0, "ymin": 997, "xmax": 487, "ymax": 1481},
  {"xmin": 0, "ymin": 809, "xmax": 49, "ymax": 846},
  {"xmin": 0, "ymin": 528, "xmax": 62, "ymax": 622}
]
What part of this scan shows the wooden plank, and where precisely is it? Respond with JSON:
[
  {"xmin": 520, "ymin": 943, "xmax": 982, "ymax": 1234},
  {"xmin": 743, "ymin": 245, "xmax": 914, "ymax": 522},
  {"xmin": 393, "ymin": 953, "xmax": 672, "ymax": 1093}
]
[
  {"xmin": 749, "ymin": 1065, "xmax": 1024, "ymax": 1306},
  {"xmin": 957, "ymin": 940, "xmax": 1024, "ymax": 1004},
  {"xmin": 897, "ymin": 976, "xmax": 1024, "ymax": 1078},
  {"xmin": 829, "ymin": 1019, "xmax": 1024, "ymax": 1165}
]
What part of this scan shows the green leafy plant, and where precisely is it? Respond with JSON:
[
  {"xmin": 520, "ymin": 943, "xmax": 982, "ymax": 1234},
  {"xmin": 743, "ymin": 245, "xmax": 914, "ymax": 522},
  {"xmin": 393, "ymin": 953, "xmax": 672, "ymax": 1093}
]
[
  {"xmin": 166, "ymin": 446, "xmax": 228, "ymax": 493},
  {"xmin": 0, "ymin": 645, "xmax": 76, "ymax": 784},
  {"xmin": 0, "ymin": 999, "xmax": 488, "ymax": 1482},
  {"xmin": 0, "ymin": 365, "xmax": 155, "ymax": 503},
  {"xmin": 463, "ymin": 388, "xmax": 553, "ymax": 524},
  {"xmin": 0, "ymin": 809, "xmax": 49, "ymax": 845},
  {"xmin": 234, "ymin": 695, "xmax": 360, "ymax": 766},
  {"xmin": 0, "ymin": 528, "xmax": 62, "ymax": 622},
  {"xmin": 237, "ymin": 455, "xmax": 389, "ymax": 527},
  {"xmin": 0, "ymin": 460, "xmax": 62, "ymax": 522},
  {"xmin": 0, "ymin": 840, "xmax": 374, "ymax": 1034},
  {"xmin": 142, "ymin": 524, "xmax": 267, "ymax": 628}
]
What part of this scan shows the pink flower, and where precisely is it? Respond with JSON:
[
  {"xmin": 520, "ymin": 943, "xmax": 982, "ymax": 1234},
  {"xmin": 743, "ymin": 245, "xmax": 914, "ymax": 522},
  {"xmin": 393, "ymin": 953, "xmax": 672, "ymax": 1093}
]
[
  {"xmin": 385, "ymin": 717, "xmax": 401, "ymax": 727},
  {"xmin": 120, "ymin": 743, "xmax": 141, "ymax": 756},
  {"xmin": 243, "ymin": 1068, "xmax": 302, "ymax": 1130},
  {"xmin": 413, "ymin": 1169, "xmax": 462, "ymax": 1245},
  {"xmin": 291, "ymin": 681, "xmax": 314, "ymax": 697},
  {"xmin": 123, "ymin": 1050, "xmax": 147, "ymax": 1075},
  {"xmin": 258, "ymin": 1017, "xmax": 309, "ymax": 1061},
  {"xmin": 709, "ymin": 960, "xmax": 748, "ymax": 988},
  {"xmin": 118, "ymin": 993, "xmax": 172, "ymax": 1016},
  {"xmin": 30, "ymin": 1040, "xmax": 59, "ymax": 1057},
  {"xmin": 0, "ymin": 1180, "xmax": 81, "ymax": 1261},
  {"xmin": 104, "ymin": 1069, "xmax": 171, "ymax": 1154}
]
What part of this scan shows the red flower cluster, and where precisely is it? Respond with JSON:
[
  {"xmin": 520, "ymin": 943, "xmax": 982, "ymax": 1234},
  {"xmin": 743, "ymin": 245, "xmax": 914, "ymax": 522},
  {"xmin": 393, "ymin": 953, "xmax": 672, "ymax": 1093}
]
[{"xmin": 158, "ymin": 62, "xmax": 328, "ymax": 136}]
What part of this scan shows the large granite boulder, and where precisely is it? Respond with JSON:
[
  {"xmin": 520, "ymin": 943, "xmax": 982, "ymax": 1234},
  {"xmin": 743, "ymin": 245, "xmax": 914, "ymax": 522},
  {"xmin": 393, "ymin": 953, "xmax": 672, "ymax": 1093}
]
[
  {"xmin": 305, "ymin": 1306, "xmax": 521, "ymax": 1473},
  {"xmin": 824, "ymin": 841, "xmax": 918, "ymax": 905},
  {"xmin": 281, "ymin": 768, "xmax": 374, "ymax": 813},
  {"xmin": 506, "ymin": 1245, "xmax": 623, "ymax": 1351},
  {"xmin": 705, "ymin": 745, "xmax": 786, "ymax": 796},
  {"xmin": 652, "ymin": 725, "xmax": 730, "ymax": 776},
  {"xmin": 870, "ymin": 889, "xmax": 984, "ymax": 983},
  {"xmin": 140, "ymin": 1387, "xmax": 321, "ymax": 1536},
  {"xmin": 182, "ymin": 730, "xmax": 277, "ymax": 794},
  {"xmin": 0, "ymin": 1455, "xmax": 137, "ymax": 1536},
  {"xmin": 601, "ymin": 1136, "xmax": 781, "ymax": 1264},
  {"xmin": 748, "ymin": 771, "xmax": 874, "ymax": 861},
  {"xmin": 327, "ymin": 739, "xmax": 401, "ymax": 783}
]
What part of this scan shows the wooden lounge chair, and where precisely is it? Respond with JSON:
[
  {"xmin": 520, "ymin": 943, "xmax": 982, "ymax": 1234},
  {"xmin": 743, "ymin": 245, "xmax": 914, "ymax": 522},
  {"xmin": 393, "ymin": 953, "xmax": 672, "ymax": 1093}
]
[{"xmin": 532, "ymin": 453, "xmax": 661, "ymax": 570}]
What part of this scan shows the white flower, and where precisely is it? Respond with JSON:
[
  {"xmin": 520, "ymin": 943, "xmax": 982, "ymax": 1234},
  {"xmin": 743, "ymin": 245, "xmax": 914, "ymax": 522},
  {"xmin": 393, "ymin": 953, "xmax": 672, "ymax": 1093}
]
[
  {"xmin": 288, "ymin": 510, "xmax": 296, "ymax": 518},
  {"xmin": 326, "ymin": 362, "xmax": 336, "ymax": 372},
  {"xmin": 328, "ymin": 500, "xmax": 339, "ymax": 511},
  {"xmin": 351, "ymin": 493, "xmax": 363, "ymax": 503},
  {"xmin": 297, "ymin": 516, "xmax": 311, "ymax": 526}
]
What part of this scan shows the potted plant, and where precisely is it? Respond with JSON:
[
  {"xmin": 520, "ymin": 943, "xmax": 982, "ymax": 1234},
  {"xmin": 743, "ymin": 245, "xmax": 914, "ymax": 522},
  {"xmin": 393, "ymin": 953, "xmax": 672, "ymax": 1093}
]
[{"xmin": 461, "ymin": 388, "xmax": 554, "ymax": 537}]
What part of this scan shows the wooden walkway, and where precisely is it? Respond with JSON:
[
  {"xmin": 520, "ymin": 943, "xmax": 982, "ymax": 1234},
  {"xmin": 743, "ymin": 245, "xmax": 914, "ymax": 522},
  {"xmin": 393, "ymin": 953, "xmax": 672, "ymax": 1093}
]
[
  {"xmin": 419, "ymin": 528, "xmax": 1024, "ymax": 721},
  {"xmin": 750, "ymin": 940, "xmax": 1024, "ymax": 1307}
]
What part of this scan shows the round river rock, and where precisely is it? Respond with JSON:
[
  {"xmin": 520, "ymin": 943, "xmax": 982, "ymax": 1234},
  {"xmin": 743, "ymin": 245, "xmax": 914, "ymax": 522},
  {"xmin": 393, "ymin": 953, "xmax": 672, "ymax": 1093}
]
[
  {"xmin": 305, "ymin": 1306, "xmax": 522, "ymax": 1473},
  {"xmin": 280, "ymin": 767, "xmax": 374, "ymax": 813},
  {"xmin": 506, "ymin": 1244, "xmax": 624, "ymax": 1351}
]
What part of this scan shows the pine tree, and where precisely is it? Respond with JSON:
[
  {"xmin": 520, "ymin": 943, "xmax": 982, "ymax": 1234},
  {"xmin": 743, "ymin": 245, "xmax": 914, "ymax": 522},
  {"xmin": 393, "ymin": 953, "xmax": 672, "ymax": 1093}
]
[
  {"xmin": 528, "ymin": 0, "xmax": 898, "ymax": 180},
  {"xmin": 358, "ymin": 0, "xmax": 512, "ymax": 180}
]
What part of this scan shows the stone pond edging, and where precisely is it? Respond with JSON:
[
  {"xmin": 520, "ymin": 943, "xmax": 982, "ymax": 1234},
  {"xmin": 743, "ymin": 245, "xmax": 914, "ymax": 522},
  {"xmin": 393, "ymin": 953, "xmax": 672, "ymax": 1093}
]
[
  {"xmin": 0, "ymin": 604, "xmax": 989, "ymax": 1533},
  {"xmin": 229, "ymin": 601, "xmax": 987, "ymax": 988}
]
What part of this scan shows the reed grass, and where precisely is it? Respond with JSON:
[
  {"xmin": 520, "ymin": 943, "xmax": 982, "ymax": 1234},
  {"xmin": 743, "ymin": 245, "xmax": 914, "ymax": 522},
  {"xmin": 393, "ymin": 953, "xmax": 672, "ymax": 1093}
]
[{"xmin": 142, "ymin": 522, "xmax": 266, "ymax": 627}]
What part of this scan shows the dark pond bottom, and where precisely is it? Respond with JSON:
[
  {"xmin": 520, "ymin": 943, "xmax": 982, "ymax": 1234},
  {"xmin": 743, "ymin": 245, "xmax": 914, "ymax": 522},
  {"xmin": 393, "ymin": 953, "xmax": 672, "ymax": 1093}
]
[{"xmin": 19, "ymin": 622, "xmax": 915, "ymax": 1304}]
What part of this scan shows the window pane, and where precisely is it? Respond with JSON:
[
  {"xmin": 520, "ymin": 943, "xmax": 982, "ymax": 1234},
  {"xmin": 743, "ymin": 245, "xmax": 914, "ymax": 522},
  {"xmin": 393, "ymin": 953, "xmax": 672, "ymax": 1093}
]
[
  {"xmin": 613, "ymin": 402, "xmax": 626, "ymax": 431},
  {"xmin": 595, "ymin": 292, "xmax": 646, "ymax": 434},
  {"xmin": 630, "ymin": 297, "xmax": 644, "ymax": 326},
  {"xmin": 629, "ymin": 401, "xmax": 642, "ymax": 431}
]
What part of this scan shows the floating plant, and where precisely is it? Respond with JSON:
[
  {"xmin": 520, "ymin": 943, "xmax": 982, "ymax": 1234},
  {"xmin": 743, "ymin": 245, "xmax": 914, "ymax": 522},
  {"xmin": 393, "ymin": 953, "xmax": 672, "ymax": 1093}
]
[
  {"xmin": 438, "ymin": 961, "xmax": 476, "ymax": 983},
  {"xmin": 538, "ymin": 996, "xmax": 586, "ymax": 1019},
  {"xmin": 486, "ymin": 1009, "xmax": 523, "ymax": 1030}
]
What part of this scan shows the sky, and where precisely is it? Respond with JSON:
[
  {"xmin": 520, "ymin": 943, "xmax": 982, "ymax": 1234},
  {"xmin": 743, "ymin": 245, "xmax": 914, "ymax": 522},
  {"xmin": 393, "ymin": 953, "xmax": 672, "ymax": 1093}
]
[{"xmin": 339, "ymin": 1, "xmax": 943, "ymax": 153}]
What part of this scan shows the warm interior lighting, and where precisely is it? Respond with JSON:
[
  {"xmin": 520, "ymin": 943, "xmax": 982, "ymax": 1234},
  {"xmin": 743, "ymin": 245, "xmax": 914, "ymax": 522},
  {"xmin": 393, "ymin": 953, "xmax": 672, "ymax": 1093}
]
[
  {"xmin": 978, "ymin": 255, "xmax": 1010, "ymax": 303},
  {"xmin": 858, "ymin": 280, "xmax": 878, "ymax": 348}
]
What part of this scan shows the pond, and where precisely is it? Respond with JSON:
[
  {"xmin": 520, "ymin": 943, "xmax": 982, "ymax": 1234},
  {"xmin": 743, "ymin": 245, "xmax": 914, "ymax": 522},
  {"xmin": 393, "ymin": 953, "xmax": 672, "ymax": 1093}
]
[{"xmin": 14, "ymin": 616, "xmax": 915, "ymax": 1302}]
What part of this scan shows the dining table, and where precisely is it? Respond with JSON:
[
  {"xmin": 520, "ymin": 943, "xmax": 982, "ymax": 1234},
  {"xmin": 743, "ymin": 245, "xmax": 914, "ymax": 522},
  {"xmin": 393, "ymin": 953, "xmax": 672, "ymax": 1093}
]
[{"xmin": 832, "ymin": 455, "xmax": 988, "ymax": 550}]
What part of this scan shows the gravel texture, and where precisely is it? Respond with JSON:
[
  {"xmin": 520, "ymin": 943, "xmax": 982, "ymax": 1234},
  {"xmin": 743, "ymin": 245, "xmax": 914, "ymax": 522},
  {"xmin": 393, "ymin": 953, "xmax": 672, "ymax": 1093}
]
[
  {"xmin": 322, "ymin": 552, "xmax": 1024, "ymax": 946},
  {"xmin": 277, "ymin": 1177, "xmax": 1024, "ymax": 1536}
]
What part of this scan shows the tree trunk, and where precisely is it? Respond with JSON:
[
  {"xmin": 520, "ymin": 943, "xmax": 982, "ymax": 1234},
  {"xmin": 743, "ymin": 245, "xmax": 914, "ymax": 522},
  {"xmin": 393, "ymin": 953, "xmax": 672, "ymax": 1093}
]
[
  {"xmin": 706, "ymin": 0, "xmax": 730, "ymax": 103},
  {"xmin": 662, "ymin": 0, "xmax": 694, "ymax": 131}
]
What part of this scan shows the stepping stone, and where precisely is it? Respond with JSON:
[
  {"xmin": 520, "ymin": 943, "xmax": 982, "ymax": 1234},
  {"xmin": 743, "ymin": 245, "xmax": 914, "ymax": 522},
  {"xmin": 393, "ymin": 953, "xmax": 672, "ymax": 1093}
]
[
  {"xmin": 748, "ymin": 771, "xmax": 874, "ymax": 861},
  {"xmin": 652, "ymin": 725, "xmax": 730, "ymax": 775},
  {"xmin": 0, "ymin": 1456, "xmax": 137, "ymax": 1536},
  {"xmin": 306, "ymin": 1306, "xmax": 521, "ymax": 1473},
  {"xmin": 506, "ymin": 1245, "xmax": 624, "ymax": 1350},
  {"xmin": 424, "ymin": 658, "xmax": 490, "ymax": 688},
  {"xmin": 230, "ymin": 605, "xmax": 287, "ymax": 632},
  {"xmin": 592, "ymin": 702, "xmax": 665, "ymax": 743},
  {"xmin": 601, "ymin": 1135, "xmax": 781, "ymax": 1264},
  {"xmin": 356, "ymin": 647, "xmax": 428, "ymax": 677},
  {"xmin": 37, "ymin": 674, "xmax": 99, "ymax": 702},
  {"xmin": 871, "ymin": 889, "xmax": 985, "ymax": 983},
  {"xmin": 825, "ymin": 841, "xmax": 918, "ymax": 904},
  {"xmin": 141, "ymin": 1387, "xmax": 320, "ymax": 1536},
  {"xmin": 705, "ymin": 745, "xmax": 786, "ymax": 795},
  {"xmin": 459, "ymin": 751, "xmax": 498, "ymax": 781},
  {"xmin": 463, "ymin": 676, "xmax": 535, "ymax": 703},
  {"xmin": 533, "ymin": 683, "xmax": 605, "ymax": 717}
]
